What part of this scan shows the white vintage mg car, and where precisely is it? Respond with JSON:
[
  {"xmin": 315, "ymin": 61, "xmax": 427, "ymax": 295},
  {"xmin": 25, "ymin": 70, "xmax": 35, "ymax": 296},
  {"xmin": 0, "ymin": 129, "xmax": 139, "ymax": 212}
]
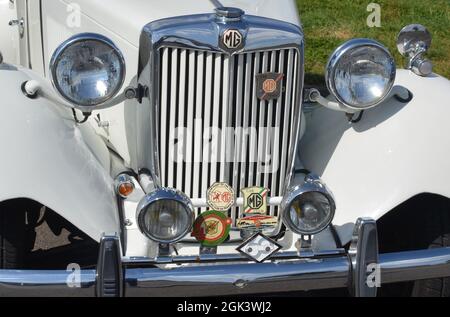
[{"xmin": 1, "ymin": 0, "xmax": 449, "ymax": 297}]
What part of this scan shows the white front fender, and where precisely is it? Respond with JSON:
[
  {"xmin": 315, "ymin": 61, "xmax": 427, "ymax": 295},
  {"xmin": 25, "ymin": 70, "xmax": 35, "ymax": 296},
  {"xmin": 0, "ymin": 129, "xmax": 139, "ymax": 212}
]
[
  {"xmin": 300, "ymin": 70, "xmax": 450, "ymax": 244},
  {"xmin": 0, "ymin": 64, "xmax": 120, "ymax": 242}
]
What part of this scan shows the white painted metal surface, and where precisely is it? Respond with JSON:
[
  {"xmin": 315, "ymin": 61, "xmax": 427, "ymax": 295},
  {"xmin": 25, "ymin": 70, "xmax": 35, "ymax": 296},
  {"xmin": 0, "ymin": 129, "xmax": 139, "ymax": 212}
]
[
  {"xmin": 0, "ymin": 64, "xmax": 120, "ymax": 242},
  {"xmin": 0, "ymin": 0, "xmax": 19, "ymax": 64},
  {"xmin": 301, "ymin": 70, "xmax": 450, "ymax": 244}
]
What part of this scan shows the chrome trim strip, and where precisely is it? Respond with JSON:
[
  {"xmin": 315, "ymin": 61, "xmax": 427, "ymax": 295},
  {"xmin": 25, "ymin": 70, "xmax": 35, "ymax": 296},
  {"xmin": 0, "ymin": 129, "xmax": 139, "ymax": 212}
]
[{"xmin": 122, "ymin": 249, "xmax": 346, "ymax": 265}]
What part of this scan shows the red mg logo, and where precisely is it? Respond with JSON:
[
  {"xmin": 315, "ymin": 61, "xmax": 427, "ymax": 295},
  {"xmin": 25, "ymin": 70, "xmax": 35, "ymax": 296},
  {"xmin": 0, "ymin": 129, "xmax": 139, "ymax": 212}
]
[{"xmin": 222, "ymin": 29, "xmax": 244, "ymax": 50}]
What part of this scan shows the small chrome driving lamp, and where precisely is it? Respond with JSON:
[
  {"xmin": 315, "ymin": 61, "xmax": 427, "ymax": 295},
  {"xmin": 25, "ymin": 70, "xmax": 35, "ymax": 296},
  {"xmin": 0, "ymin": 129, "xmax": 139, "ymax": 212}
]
[
  {"xmin": 136, "ymin": 188, "xmax": 195, "ymax": 244},
  {"xmin": 281, "ymin": 174, "xmax": 336, "ymax": 236}
]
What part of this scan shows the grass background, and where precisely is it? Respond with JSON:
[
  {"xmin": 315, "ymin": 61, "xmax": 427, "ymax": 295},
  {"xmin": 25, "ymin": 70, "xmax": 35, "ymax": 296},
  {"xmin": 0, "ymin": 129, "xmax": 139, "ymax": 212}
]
[{"xmin": 296, "ymin": 0, "xmax": 450, "ymax": 85}]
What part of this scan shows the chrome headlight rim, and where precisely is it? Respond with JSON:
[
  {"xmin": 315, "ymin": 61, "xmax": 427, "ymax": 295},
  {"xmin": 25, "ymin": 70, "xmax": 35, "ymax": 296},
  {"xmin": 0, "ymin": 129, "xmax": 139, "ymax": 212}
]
[
  {"xmin": 50, "ymin": 33, "xmax": 126, "ymax": 108},
  {"xmin": 136, "ymin": 188, "xmax": 194, "ymax": 244},
  {"xmin": 326, "ymin": 38, "xmax": 396, "ymax": 110},
  {"xmin": 281, "ymin": 177, "xmax": 336, "ymax": 236}
]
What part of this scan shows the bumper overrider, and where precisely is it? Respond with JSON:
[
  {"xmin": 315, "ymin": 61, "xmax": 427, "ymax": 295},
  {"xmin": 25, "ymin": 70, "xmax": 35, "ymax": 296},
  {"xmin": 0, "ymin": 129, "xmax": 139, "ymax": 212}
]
[{"xmin": 1, "ymin": 219, "xmax": 450, "ymax": 297}]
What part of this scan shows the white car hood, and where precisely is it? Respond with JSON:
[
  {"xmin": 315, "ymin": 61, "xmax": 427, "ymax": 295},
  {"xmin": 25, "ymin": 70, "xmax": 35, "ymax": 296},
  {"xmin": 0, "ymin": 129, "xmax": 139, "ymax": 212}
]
[{"xmin": 62, "ymin": 0, "xmax": 300, "ymax": 47}]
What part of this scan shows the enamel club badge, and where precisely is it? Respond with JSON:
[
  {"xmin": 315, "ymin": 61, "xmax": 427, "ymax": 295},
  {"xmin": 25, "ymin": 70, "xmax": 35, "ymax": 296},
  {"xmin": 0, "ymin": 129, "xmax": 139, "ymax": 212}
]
[
  {"xmin": 207, "ymin": 183, "xmax": 235, "ymax": 212},
  {"xmin": 237, "ymin": 232, "xmax": 282, "ymax": 263},
  {"xmin": 256, "ymin": 73, "xmax": 284, "ymax": 101},
  {"xmin": 236, "ymin": 215, "xmax": 279, "ymax": 230},
  {"xmin": 241, "ymin": 187, "xmax": 269, "ymax": 215},
  {"xmin": 191, "ymin": 211, "xmax": 232, "ymax": 247}
]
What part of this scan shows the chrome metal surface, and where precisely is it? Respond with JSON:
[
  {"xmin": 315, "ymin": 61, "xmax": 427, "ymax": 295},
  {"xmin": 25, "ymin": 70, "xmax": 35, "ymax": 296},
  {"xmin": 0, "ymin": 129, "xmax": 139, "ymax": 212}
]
[
  {"xmin": 411, "ymin": 58, "xmax": 433, "ymax": 77},
  {"xmin": 115, "ymin": 174, "xmax": 135, "ymax": 199},
  {"xmin": 397, "ymin": 25, "xmax": 433, "ymax": 77},
  {"xmin": 136, "ymin": 188, "xmax": 195, "ymax": 244},
  {"xmin": 122, "ymin": 249, "xmax": 345, "ymax": 265},
  {"xmin": 281, "ymin": 174, "xmax": 336, "ymax": 235},
  {"xmin": 124, "ymin": 256, "xmax": 351, "ymax": 296},
  {"xmin": 349, "ymin": 218, "xmax": 379, "ymax": 297},
  {"xmin": 49, "ymin": 33, "xmax": 126, "ymax": 110},
  {"xmin": 380, "ymin": 247, "xmax": 450, "ymax": 284},
  {"xmin": 215, "ymin": 7, "xmax": 245, "ymax": 21},
  {"xmin": 9, "ymin": 18, "xmax": 25, "ymax": 37},
  {"xmin": 325, "ymin": 38, "xmax": 396, "ymax": 110},
  {"xmin": 137, "ymin": 13, "xmax": 304, "ymax": 224},
  {"xmin": 397, "ymin": 24, "xmax": 432, "ymax": 57},
  {"xmin": 0, "ymin": 270, "xmax": 96, "ymax": 297}
]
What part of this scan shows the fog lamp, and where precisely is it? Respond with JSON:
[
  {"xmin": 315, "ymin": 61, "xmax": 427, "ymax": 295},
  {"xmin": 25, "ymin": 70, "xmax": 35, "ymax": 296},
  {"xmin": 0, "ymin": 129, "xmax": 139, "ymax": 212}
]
[
  {"xmin": 137, "ymin": 188, "xmax": 194, "ymax": 244},
  {"xmin": 281, "ymin": 175, "xmax": 336, "ymax": 235}
]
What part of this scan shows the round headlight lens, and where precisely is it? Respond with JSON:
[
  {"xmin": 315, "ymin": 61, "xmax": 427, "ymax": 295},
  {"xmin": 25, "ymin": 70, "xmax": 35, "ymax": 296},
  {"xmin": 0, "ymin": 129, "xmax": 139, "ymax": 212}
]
[
  {"xmin": 137, "ymin": 188, "xmax": 194, "ymax": 244},
  {"xmin": 50, "ymin": 33, "xmax": 125, "ymax": 108},
  {"xmin": 283, "ymin": 191, "xmax": 335, "ymax": 235},
  {"xmin": 326, "ymin": 39, "xmax": 396, "ymax": 109}
]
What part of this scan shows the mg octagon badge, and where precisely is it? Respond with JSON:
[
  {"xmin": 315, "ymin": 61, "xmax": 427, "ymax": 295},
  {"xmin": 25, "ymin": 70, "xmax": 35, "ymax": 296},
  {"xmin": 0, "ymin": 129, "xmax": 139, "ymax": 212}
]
[{"xmin": 220, "ymin": 29, "xmax": 245, "ymax": 52}]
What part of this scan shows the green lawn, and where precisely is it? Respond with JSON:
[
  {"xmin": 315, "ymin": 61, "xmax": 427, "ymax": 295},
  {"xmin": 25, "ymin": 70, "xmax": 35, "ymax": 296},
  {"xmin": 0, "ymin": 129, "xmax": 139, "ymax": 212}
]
[{"xmin": 296, "ymin": 0, "xmax": 450, "ymax": 85}]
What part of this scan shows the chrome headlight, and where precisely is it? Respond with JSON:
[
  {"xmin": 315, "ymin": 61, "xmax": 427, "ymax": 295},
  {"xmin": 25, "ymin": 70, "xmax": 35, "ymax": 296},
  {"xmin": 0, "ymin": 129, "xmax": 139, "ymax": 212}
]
[
  {"xmin": 281, "ymin": 175, "xmax": 336, "ymax": 235},
  {"xmin": 326, "ymin": 39, "xmax": 396, "ymax": 110},
  {"xmin": 137, "ymin": 188, "xmax": 194, "ymax": 244},
  {"xmin": 50, "ymin": 33, "xmax": 125, "ymax": 109}
]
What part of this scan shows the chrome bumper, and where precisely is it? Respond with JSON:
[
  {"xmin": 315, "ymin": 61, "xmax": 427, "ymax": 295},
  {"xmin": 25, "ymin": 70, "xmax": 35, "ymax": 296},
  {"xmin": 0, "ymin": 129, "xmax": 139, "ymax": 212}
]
[{"xmin": 1, "ymin": 218, "xmax": 450, "ymax": 297}]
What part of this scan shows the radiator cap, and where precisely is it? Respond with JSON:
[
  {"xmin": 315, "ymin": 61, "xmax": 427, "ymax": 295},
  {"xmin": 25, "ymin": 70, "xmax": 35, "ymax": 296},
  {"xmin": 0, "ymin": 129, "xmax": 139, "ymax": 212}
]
[{"xmin": 215, "ymin": 7, "xmax": 245, "ymax": 20}]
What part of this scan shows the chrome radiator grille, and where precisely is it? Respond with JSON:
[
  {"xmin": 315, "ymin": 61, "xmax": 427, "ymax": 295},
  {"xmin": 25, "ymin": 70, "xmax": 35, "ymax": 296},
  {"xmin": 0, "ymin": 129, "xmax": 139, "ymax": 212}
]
[{"xmin": 157, "ymin": 47, "xmax": 300, "ymax": 220}]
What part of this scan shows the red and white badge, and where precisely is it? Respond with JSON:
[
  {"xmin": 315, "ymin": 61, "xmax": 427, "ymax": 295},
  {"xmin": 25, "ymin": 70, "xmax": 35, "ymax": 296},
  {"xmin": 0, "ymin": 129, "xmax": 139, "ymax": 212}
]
[{"xmin": 207, "ymin": 182, "xmax": 235, "ymax": 212}]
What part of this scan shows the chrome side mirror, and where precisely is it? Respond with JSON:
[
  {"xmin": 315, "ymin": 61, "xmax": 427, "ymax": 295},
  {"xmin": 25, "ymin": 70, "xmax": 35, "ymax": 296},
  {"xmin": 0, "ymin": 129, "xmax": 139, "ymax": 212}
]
[{"xmin": 397, "ymin": 24, "xmax": 433, "ymax": 77}]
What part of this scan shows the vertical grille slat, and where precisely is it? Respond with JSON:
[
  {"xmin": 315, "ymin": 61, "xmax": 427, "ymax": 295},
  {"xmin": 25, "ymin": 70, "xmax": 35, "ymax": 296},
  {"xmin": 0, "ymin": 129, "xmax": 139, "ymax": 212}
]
[
  {"xmin": 220, "ymin": 55, "xmax": 231, "ymax": 182},
  {"xmin": 265, "ymin": 51, "xmax": 277, "ymax": 216},
  {"xmin": 185, "ymin": 51, "xmax": 196, "ymax": 198},
  {"xmin": 271, "ymin": 50, "xmax": 286, "ymax": 216},
  {"xmin": 167, "ymin": 48, "xmax": 179, "ymax": 188},
  {"xmin": 158, "ymin": 47, "xmax": 300, "ymax": 220},
  {"xmin": 201, "ymin": 53, "xmax": 214, "ymax": 197},
  {"xmin": 210, "ymin": 53, "xmax": 222, "ymax": 187},
  {"xmin": 279, "ymin": 49, "xmax": 296, "ymax": 194},
  {"xmin": 160, "ymin": 48, "xmax": 169, "ymax": 187},
  {"xmin": 177, "ymin": 49, "xmax": 187, "ymax": 191},
  {"xmin": 256, "ymin": 52, "xmax": 269, "ymax": 186},
  {"xmin": 193, "ymin": 52, "xmax": 205, "ymax": 199}
]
